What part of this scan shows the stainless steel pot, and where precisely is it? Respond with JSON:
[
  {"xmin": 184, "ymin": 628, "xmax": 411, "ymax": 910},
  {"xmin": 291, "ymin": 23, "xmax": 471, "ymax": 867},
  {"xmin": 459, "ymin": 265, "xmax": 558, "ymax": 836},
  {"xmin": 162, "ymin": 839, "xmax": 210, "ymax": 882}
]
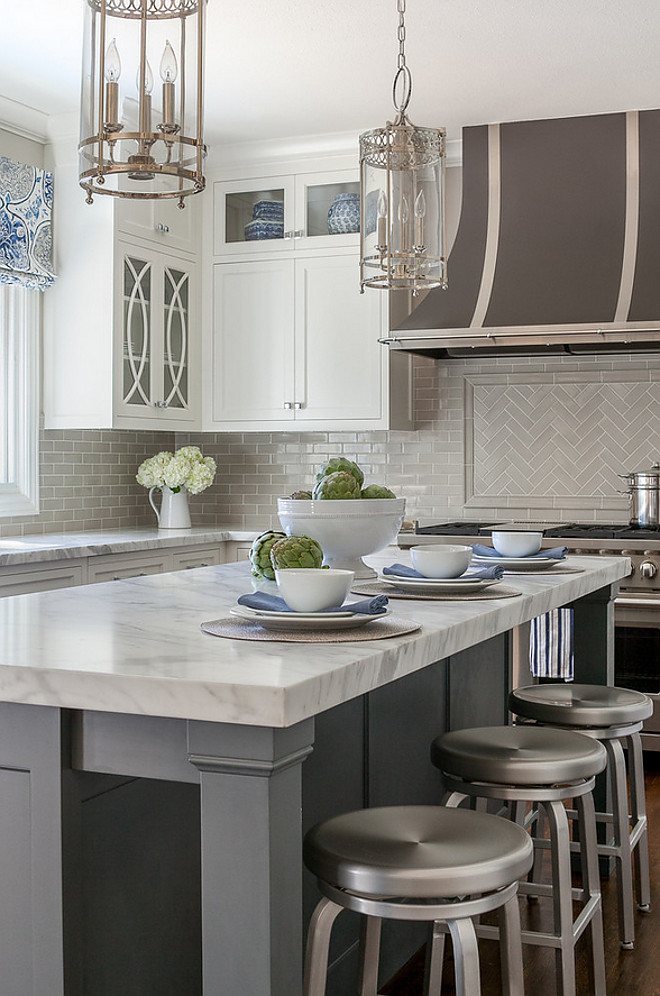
[{"xmin": 620, "ymin": 464, "xmax": 660, "ymax": 528}]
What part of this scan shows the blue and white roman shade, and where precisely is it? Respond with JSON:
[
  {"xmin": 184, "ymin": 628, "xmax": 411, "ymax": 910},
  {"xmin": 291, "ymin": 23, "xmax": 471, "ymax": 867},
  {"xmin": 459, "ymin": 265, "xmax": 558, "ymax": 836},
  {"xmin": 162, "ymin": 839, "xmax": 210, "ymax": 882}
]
[{"xmin": 0, "ymin": 156, "xmax": 55, "ymax": 291}]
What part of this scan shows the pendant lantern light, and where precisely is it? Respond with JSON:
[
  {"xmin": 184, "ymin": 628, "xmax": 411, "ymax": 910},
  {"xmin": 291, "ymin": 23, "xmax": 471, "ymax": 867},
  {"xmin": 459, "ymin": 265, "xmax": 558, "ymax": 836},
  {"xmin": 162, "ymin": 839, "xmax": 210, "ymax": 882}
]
[
  {"xmin": 359, "ymin": 0, "xmax": 447, "ymax": 293},
  {"xmin": 79, "ymin": 0, "xmax": 207, "ymax": 206}
]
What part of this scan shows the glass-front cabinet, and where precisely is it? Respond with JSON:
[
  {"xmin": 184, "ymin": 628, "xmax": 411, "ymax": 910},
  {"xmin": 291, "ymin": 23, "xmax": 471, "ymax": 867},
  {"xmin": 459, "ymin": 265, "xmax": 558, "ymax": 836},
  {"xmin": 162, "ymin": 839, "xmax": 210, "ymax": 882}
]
[
  {"xmin": 213, "ymin": 169, "xmax": 361, "ymax": 255},
  {"xmin": 114, "ymin": 241, "xmax": 199, "ymax": 426}
]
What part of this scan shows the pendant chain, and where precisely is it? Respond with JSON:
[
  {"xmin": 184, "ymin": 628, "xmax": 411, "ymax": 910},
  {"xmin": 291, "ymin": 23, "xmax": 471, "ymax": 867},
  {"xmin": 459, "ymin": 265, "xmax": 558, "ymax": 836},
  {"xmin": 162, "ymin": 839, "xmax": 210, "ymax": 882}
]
[{"xmin": 397, "ymin": 0, "xmax": 406, "ymax": 69}]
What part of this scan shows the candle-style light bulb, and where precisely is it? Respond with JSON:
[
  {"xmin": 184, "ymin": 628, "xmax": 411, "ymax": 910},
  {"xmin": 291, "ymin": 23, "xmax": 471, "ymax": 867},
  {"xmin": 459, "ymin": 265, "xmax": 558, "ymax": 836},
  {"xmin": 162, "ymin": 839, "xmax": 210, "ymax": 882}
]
[
  {"xmin": 398, "ymin": 195, "xmax": 410, "ymax": 252},
  {"xmin": 159, "ymin": 41, "xmax": 179, "ymax": 133},
  {"xmin": 103, "ymin": 38, "xmax": 122, "ymax": 132},
  {"xmin": 377, "ymin": 189, "xmax": 388, "ymax": 249},
  {"xmin": 160, "ymin": 41, "xmax": 178, "ymax": 83},
  {"xmin": 105, "ymin": 38, "xmax": 121, "ymax": 82},
  {"xmin": 414, "ymin": 190, "xmax": 426, "ymax": 247}
]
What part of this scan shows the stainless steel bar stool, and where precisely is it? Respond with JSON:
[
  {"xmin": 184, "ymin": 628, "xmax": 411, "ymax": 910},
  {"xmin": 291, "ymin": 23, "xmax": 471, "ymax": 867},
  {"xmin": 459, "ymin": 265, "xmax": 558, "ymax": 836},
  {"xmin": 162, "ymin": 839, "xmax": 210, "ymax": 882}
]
[
  {"xmin": 509, "ymin": 682, "xmax": 653, "ymax": 949},
  {"xmin": 303, "ymin": 805, "xmax": 533, "ymax": 996},
  {"xmin": 431, "ymin": 725, "xmax": 607, "ymax": 996}
]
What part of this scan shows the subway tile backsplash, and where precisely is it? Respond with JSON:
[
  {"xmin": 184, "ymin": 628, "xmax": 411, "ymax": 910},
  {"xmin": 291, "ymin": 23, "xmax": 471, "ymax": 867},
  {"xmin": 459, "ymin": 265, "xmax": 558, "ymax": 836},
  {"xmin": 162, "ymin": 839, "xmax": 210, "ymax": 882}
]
[{"xmin": 2, "ymin": 351, "xmax": 658, "ymax": 537}]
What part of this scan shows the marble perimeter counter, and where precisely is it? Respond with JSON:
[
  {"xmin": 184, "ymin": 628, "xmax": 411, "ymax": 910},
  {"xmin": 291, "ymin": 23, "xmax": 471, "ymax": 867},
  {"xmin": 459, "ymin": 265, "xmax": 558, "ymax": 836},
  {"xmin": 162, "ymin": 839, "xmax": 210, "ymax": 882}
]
[
  {"xmin": 0, "ymin": 525, "xmax": 258, "ymax": 567},
  {"xmin": 0, "ymin": 550, "xmax": 629, "ymax": 996}
]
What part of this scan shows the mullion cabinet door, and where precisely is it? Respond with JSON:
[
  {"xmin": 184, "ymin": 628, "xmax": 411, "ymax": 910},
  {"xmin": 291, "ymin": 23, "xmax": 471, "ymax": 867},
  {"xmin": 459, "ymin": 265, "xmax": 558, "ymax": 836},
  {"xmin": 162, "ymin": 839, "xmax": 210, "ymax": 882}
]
[{"xmin": 115, "ymin": 241, "xmax": 199, "ymax": 425}]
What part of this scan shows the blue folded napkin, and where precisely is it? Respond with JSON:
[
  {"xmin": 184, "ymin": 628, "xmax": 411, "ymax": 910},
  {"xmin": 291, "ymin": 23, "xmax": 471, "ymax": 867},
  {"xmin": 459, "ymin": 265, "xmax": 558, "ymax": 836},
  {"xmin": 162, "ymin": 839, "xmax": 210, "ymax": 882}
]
[
  {"xmin": 382, "ymin": 563, "xmax": 504, "ymax": 581},
  {"xmin": 471, "ymin": 544, "xmax": 568, "ymax": 560},
  {"xmin": 237, "ymin": 592, "xmax": 388, "ymax": 615}
]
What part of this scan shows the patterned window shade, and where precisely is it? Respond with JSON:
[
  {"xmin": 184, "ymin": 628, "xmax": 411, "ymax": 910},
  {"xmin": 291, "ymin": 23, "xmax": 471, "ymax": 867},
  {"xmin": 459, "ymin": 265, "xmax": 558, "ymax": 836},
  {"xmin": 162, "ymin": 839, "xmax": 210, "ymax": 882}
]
[{"xmin": 0, "ymin": 157, "xmax": 55, "ymax": 291}]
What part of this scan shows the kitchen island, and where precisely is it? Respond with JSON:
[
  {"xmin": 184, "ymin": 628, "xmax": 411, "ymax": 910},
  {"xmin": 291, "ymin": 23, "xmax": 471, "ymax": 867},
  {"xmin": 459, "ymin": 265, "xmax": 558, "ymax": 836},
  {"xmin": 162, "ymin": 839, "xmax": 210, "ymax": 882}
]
[{"xmin": 0, "ymin": 551, "xmax": 627, "ymax": 996}]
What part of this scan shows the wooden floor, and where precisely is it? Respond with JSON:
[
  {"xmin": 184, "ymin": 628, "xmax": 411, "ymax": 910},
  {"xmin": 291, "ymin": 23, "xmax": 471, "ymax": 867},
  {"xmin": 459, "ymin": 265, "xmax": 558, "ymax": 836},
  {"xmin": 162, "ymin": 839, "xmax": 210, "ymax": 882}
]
[{"xmin": 382, "ymin": 752, "xmax": 660, "ymax": 996}]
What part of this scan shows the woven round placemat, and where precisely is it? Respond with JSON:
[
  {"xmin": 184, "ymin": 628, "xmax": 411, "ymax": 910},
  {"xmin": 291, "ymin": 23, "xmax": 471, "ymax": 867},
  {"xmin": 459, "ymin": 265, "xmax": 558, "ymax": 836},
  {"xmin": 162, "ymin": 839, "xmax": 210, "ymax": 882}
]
[
  {"xmin": 350, "ymin": 581, "xmax": 523, "ymax": 601},
  {"xmin": 200, "ymin": 615, "xmax": 421, "ymax": 643}
]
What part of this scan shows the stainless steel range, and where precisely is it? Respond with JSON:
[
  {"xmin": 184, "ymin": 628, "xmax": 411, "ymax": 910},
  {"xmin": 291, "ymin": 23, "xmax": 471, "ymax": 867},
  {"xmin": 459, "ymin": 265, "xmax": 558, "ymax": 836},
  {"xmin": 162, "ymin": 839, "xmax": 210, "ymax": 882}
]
[{"xmin": 399, "ymin": 520, "xmax": 660, "ymax": 750}]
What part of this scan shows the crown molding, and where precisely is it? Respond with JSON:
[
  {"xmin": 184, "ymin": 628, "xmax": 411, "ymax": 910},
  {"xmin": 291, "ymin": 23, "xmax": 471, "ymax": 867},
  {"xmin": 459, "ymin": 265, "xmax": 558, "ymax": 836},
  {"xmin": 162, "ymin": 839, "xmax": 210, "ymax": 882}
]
[{"xmin": 0, "ymin": 96, "xmax": 48, "ymax": 144}]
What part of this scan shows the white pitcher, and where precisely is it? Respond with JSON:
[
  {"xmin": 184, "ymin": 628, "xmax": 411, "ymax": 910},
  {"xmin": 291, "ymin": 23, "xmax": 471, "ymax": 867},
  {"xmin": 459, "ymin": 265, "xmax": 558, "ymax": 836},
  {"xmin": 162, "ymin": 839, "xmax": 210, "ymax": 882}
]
[{"xmin": 149, "ymin": 486, "xmax": 191, "ymax": 529}]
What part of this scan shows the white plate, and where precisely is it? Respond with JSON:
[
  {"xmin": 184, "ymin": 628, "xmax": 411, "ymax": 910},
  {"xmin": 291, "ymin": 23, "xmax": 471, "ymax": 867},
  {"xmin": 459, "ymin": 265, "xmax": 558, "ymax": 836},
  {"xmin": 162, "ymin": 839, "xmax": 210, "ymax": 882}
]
[
  {"xmin": 471, "ymin": 555, "xmax": 565, "ymax": 570},
  {"xmin": 230, "ymin": 606, "xmax": 390, "ymax": 632},
  {"xmin": 379, "ymin": 574, "xmax": 499, "ymax": 593},
  {"xmin": 236, "ymin": 605, "xmax": 355, "ymax": 619}
]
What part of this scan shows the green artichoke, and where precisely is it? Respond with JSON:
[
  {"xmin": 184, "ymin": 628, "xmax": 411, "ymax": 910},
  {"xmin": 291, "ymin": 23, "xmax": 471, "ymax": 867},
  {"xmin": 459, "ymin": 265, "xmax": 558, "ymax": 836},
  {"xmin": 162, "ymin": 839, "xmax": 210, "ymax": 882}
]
[
  {"xmin": 312, "ymin": 471, "xmax": 361, "ymax": 500},
  {"xmin": 289, "ymin": 490, "xmax": 313, "ymax": 500},
  {"xmin": 270, "ymin": 535, "xmax": 324, "ymax": 570},
  {"xmin": 360, "ymin": 484, "xmax": 397, "ymax": 499},
  {"xmin": 249, "ymin": 529, "xmax": 286, "ymax": 580},
  {"xmin": 315, "ymin": 457, "xmax": 364, "ymax": 488}
]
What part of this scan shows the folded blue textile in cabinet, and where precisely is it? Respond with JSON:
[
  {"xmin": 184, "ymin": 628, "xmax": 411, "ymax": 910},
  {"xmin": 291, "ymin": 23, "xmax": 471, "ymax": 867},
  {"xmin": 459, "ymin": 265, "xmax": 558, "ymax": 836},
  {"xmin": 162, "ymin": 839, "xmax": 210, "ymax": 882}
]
[{"xmin": 529, "ymin": 609, "xmax": 574, "ymax": 680}]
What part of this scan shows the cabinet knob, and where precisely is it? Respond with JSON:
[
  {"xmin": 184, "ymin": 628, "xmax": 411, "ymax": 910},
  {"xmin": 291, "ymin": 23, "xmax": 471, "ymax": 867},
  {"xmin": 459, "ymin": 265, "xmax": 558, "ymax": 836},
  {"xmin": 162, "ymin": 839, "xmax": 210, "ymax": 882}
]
[
  {"xmin": 155, "ymin": 223, "xmax": 170, "ymax": 233},
  {"xmin": 283, "ymin": 401, "xmax": 292, "ymax": 409},
  {"xmin": 294, "ymin": 230, "xmax": 304, "ymax": 239},
  {"xmin": 283, "ymin": 230, "xmax": 294, "ymax": 240},
  {"xmin": 293, "ymin": 401, "xmax": 303, "ymax": 410}
]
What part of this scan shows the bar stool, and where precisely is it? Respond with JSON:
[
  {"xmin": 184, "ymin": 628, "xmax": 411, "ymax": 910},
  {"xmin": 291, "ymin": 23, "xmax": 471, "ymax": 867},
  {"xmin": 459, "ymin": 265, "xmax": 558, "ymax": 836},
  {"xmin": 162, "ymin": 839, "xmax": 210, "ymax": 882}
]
[
  {"xmin": 431, "ymin": 725, "xmax": 607, "ymax": 996},
  {"xmin": 303, "ymin": 805, "xmax": 533, "ymax": 996},
  {"xmin": 509, "ymin": 682, "xmax": 653, "ymax": 949}
]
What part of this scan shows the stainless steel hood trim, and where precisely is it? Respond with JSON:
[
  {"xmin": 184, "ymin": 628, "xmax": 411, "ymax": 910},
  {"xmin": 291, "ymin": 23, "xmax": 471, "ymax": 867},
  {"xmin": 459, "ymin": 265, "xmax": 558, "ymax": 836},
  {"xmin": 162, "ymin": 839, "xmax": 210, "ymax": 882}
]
[
  {"xmin": 380, "ymin": 323, "xmax": 660, "ymax": 352},
  {"xmin": 614, "ymin": 110, "xmax": 640, "ymax": 324},
  {"xmin": 472, "ymin": 123, "xmax": 501, "ymax": 328}
]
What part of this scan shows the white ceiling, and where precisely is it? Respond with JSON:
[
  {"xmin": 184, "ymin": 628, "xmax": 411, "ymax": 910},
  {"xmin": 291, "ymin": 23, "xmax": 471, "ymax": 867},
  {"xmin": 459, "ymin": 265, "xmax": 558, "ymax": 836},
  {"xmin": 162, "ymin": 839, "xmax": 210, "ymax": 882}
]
[{"xmin": 2, "ymin": 0, "xmax": 660, "ymax": 153}]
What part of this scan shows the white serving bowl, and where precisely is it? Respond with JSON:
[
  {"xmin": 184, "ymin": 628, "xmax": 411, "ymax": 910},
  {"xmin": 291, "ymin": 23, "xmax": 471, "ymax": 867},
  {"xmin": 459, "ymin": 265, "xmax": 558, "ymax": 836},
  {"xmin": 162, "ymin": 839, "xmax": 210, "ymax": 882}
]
[
  {"xmin": 410, "ymin": 544, "xmax": 472, "ymax": 579},
  {"xmin": 277, "ymin": 497, "xmax": 406, "ymax": 580},
  {"xmin": 275, "ymin": 568, "xmax": 354, "ymax": 613},
  {"xmin": 491, "ymin": 531, "xmax": 543, "ymax": 558}
]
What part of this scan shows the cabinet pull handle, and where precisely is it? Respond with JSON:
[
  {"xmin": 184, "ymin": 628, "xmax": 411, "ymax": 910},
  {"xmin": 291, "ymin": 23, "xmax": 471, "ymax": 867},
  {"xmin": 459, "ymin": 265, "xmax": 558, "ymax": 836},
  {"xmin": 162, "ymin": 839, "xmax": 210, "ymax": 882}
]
[
  {"xmin": 283, "ymin": 401, "xmax": 292, "ymax": 409},
  {"xmin": 283, "ymin": 230, "xmax": 293, "ymax": 240},
  {"xmin": 155, "ymin": 223, "xmax": 170, "ymax": 233},
  {"xmin": 293, "ymin": 401, "xmax": 303, "ymax": 410},
  {"xmin": 154, "ymin": 400, "xmax": 168, "ymax": 409},
  {"xmin": 294, "ymin": 230, "xmax": 304, "ymax": 239},
  {"xmin": 112, "ymin": 576, "xmax": 120, "ymax": 581}
]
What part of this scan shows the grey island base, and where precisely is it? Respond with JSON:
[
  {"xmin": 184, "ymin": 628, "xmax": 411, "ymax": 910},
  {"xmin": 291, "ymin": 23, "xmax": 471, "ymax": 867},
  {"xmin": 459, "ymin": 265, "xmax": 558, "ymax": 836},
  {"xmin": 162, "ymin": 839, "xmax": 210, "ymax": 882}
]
[{"xmin": 0, "ymin": 551, "xmax": 627, "ymax": 996}]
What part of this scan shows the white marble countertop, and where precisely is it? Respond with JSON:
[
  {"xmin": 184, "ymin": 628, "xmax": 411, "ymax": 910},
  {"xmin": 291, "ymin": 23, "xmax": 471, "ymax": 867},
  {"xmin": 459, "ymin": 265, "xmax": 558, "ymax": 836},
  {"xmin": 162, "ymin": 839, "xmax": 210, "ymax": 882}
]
[
  {"xmin": 0, "ymin": 551, "xmax": 629, "ymax": 728},
  {"xmin": 0, "ymin": 527, "xmax": 258, "ymax": 567}
]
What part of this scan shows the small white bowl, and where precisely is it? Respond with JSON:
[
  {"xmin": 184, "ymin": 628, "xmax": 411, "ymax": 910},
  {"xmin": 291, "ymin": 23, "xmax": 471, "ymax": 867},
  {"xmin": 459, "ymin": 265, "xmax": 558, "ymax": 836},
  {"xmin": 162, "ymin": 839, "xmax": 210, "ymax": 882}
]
[
  {"xmin": 491, "ymin": 531, "xmax": 543, "ymax": 558},
  {"xmin": 275, "ymin": 568, "xmax": 354, "ymax": 613},
  {"xmin": 410, "ymin": 544, "xmax": 472, "ymax": 579}
]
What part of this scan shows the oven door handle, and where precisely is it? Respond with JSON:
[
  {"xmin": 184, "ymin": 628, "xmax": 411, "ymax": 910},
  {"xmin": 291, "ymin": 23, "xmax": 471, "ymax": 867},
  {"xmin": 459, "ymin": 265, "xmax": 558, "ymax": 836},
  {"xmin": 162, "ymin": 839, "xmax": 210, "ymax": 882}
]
[{"xmin": 616, "ymin": 596, "xmax": 660, "ymax": 608}]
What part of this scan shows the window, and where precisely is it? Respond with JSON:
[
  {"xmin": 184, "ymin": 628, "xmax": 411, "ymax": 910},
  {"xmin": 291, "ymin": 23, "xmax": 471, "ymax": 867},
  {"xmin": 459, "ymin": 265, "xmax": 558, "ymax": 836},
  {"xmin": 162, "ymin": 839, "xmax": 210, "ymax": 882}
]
[{"xmin": 0, "ymin": 283, "xmax": 39, "ymax": 516}]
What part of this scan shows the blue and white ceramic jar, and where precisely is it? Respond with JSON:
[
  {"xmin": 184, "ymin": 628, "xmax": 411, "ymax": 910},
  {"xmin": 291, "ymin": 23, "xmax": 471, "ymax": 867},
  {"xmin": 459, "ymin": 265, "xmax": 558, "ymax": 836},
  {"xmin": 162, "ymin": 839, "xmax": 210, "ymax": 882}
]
[{"xmin": 327, "ymin": 192, "xmax": 360, "ymax": 234}]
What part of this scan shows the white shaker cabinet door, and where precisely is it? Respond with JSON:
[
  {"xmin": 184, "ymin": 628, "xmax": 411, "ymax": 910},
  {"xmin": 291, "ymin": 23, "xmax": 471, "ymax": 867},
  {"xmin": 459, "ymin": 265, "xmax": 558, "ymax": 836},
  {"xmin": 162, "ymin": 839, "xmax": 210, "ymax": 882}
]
[
  {"xmin": 293, "ymin": 254, "xmax": 386, "ymax": 423},
  {"xmin": 212, "ymin": 259, "xmax": 296, "ymax": 423}
]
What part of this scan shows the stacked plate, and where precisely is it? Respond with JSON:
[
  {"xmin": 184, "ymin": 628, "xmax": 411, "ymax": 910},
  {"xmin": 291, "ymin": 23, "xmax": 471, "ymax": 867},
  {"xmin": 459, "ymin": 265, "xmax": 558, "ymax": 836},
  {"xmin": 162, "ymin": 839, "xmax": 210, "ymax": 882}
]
[
  {"xmin": 471, "ymin": 554, "xmax": 562, "ymax": 571},
  {"xmin": 379, "ymin": 571, "xmax": 500, "ymax": 595},
  {"xmin": 230, "ymin": 605, "xmax": 390, "ymax": 632}
]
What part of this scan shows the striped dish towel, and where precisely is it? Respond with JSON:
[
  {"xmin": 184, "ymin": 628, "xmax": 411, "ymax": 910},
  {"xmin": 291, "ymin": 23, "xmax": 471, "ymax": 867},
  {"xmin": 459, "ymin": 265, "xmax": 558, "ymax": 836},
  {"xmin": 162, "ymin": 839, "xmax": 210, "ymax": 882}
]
[{"xmin": 529, "ymin": 609, "xmax": 574, "ymax": 680}]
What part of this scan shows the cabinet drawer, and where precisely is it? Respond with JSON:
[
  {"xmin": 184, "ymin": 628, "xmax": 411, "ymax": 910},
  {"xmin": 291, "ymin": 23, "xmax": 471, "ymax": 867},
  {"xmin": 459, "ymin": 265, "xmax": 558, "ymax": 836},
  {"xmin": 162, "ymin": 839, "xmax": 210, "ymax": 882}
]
[
  {"xmin": 88, "ymin": 553, "xmax": 171, "ymax": 584},
  {"xmin": 223, "ymin": 542, "xmax": 253, "ymax": 564},
  {"xmin": 171, "ymin": 546, "xmax": 223, "ymax": 571},
  {"xmin": 0, "ymin": 561, "xmax": 85, "ymax": 596}
]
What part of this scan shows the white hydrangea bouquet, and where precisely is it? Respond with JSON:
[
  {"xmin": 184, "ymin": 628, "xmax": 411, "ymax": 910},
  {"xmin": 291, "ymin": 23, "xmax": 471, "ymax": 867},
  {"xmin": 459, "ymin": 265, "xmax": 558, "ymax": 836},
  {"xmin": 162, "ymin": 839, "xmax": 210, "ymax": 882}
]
[{"xmin": 136, "ymin": 446, "xmax": 217, "ymax": 495}]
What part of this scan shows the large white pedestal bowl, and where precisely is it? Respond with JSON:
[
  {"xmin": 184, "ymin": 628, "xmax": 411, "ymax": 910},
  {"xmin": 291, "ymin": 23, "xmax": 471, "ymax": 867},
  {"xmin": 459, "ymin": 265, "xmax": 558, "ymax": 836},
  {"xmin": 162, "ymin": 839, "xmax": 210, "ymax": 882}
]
[{"xmin": 277, "ymin": 498, "xmax": 406, "ymax": 579}]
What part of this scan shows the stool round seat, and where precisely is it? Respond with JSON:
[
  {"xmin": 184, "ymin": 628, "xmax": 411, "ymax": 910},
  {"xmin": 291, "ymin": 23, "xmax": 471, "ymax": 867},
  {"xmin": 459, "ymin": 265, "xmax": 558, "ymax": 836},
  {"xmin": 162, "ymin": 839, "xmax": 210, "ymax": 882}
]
[
  {"xmin": 509, "ymin": 683, "xmax": 653, "ymax": 728},
  {"xmin": 431, "ymin": 725, "xmax": 607, "ymax": 785},
  {"xmin": 303, "ymin": 805, "xmax": 533, "ymax": 899}
]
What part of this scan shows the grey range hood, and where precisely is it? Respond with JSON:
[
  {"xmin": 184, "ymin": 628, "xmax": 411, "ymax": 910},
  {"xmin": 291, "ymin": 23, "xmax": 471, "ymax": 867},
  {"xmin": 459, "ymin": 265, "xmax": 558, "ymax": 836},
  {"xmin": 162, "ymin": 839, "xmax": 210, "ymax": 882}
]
[{"xmin": 384, "ymin": 108, "xmax": 660, "ymax": 357}]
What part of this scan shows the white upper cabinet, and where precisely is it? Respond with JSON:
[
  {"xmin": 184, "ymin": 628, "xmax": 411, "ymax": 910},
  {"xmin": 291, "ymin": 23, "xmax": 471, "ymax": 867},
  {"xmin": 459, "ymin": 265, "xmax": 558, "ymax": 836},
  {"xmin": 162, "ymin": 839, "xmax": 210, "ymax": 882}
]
[
  {"xmin": 115, "ymin": 186, "xmax": 202, "ymax": 257},
  {"xmin": 213, "ymin": 169, "xmax": 362, "ymax": 256},
  {"xmin": 114, "ymin": 240, "xmax": 200, "ymax": 425},
  {"xmin": 208, "ymin": 253, "xmax": 405, "ymax": 431}
]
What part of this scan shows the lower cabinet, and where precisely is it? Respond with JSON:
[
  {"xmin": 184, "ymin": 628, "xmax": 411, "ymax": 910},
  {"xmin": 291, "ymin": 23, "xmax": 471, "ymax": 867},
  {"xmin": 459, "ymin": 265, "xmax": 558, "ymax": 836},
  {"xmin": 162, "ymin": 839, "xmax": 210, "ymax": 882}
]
[
  {"xmin": 0, "ymin": 542, "xmax": 235, "ymax": 597},
  {"xmin": 0, "ymin": 562, "xmax": 85, "ymax": 597}
]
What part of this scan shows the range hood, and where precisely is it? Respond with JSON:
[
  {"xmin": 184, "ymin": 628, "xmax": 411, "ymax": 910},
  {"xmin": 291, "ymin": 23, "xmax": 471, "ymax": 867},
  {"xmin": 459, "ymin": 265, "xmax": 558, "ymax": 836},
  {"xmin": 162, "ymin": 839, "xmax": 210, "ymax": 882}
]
[{"xmin": 384, "ymin": 109, "xmax": 660, "ymax": 357}]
